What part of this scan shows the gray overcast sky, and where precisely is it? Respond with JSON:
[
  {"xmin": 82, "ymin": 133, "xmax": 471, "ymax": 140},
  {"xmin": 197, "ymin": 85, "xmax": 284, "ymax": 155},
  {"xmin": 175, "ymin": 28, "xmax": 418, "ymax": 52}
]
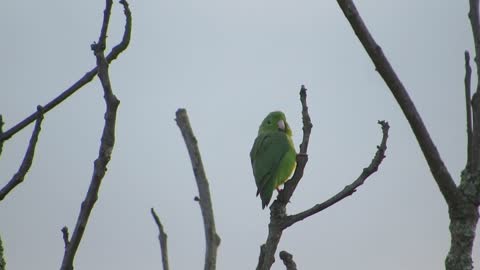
[{"xmin": 1, "ymin": 0, "xmax": 478, "ymax": 269}]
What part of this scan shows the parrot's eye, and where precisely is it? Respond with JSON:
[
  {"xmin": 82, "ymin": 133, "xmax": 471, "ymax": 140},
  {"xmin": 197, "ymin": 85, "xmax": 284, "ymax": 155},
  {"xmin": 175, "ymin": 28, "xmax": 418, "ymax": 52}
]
[{"xmin": 267, "ymin": 120, "xmax": 271, "ymax": 125}]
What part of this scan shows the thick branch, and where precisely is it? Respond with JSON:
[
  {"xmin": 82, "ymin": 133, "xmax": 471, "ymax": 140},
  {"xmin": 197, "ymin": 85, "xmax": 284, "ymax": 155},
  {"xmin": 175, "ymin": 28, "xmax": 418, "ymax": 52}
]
[
  {"xmin": 60, "ymin": 1, "xmax": 122, "ymax": 269},
  {"xmin": 0, "ymin": 106, "xmax": 44, "ymax": 201},
  {"xmin": 279, "ymin": 251, "xmax": 297, "ymax": 270},
  {"xmin": 465, "ymin": 51, "xmax": 473, "ymax": 170},
  {"xmin": 336, "ymin": 0, "xmax": 460, "ymax": 206},
  {"xmin": 0, "ymin": 0, "xmax": 131, "ymax": 143},
  {"xmin": 151, "ymin": 208, "xmax": 170, "ymax": 270},
  {"xmin": 175, "ymin": 109, "xmax": 220, "ymax": 270},
  {"xmin": 283, "ymin": 121, "xmax": 389, "ymax": 228}
]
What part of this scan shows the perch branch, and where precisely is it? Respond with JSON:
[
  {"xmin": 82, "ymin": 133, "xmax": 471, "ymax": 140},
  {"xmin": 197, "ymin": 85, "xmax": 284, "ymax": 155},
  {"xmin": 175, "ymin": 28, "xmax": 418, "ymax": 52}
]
[
  {"xmin": 60, "ymin": 1, "xmax": 122, "ymax": 269},
  {"xmin": 283, "ymin": 121, "xmax": 389, "ymax": 228},
  {"xmin": 175, "ymin": 109, "xmax": 221, "ymax": 270},
  {"xmin": 336, "ymin": 0, "xmax": 460, "ymax": 206},
  {"xmin": 278, "ymin": 85, "xmax": 312, "ymax": 205},
  {"xmin": 256, "ymin": 86, "xmax": 312, "ymax": 270},
  {"xmin": 279, "ymin": 251, "xmax": 297, "ymax": 270},
  {"xmin": 0, "ymin": 106, "xmax": 44, "ymax": 201},
  {"xmin": 151, "ymin": 208, "xmax": 170, "ymax": 270},
  {"xmin": 0, "ymin": 0, "xmax": 131, "ymax": 143}
]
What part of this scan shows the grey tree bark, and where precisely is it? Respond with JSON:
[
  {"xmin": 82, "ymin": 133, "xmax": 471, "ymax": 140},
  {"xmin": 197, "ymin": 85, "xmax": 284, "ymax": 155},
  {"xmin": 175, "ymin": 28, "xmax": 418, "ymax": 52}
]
[{"xmin": 336, "ymin": 1, "xmax": 480, "ymax": 269}]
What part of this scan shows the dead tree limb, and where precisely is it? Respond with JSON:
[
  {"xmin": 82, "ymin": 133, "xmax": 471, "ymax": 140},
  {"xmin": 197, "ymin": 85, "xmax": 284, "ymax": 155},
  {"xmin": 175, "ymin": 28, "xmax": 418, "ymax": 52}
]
[
  {"xmin": 336, "ymin": 1, "xmax": 480, "ymax": 269},
  {"xmin": 0, "ymin": 106, "xmax": 44, "ymax": 201},
  {"xmin": 151, "ymin": 208, "xmax": 170, "ymax": 270},
  {"xmin": 279, "ymin": 251, "xmax": 297, "ymax": 270},
  {"xmin": 0, "ymin": 0, "xmax": 131, "ymax": 144},
  {"xmin": 336, "ymin": 0, "xmax": 460, "ymax": 207},
  {"xmin": 175, "ymin": 108, "xmax": 221, "ymax": 270},
  {"xmin": 59, "ymin": 1, "xmax": 128, "ymax": 269},
  {"xmin": 283, "ymin": 121, "xmax": 388, "ymax": 228},
  {"xmin": 256, "ymin": 86, "xmax": 388, "ymax": 270}
]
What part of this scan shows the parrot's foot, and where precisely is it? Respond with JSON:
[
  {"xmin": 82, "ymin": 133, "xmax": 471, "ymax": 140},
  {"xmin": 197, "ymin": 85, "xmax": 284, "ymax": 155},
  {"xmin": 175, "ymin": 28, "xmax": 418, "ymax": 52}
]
[{"xmin": 276, "ymin": 187, "xmax": 282, "ymax": 193}]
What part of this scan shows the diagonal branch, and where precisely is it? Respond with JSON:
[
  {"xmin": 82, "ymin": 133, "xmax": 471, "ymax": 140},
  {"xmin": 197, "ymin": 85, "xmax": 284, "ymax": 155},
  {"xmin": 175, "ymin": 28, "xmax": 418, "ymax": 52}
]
[
  {"xmin": 283, "ymin": 121, "xmax": 389, "ymax": 228},
  {"xmin": 336, "ymin": 0, "xmax": 460, "ymax": 207},
  {"xmin": 151, "ymin": 208, "xmax": 170, "ymax": 270},
  {"xmin": 60, "ymin": 1, "xmax": 123, "ymax": 269},
  {"xmin": 0, "ymin": 0, "xmax": 131, "ymax": 143},
  {"xmin": 0, "ymin": 106, "xmax": 44, "ymax": 201},
  {"xmin": 175, "ymin": 109, "xmax": 221, "ymax": 270}
]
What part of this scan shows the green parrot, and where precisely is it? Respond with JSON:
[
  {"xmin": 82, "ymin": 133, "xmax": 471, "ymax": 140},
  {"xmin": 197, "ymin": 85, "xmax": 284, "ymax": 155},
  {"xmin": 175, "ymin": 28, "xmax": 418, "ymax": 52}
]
[{"xmin": 250, "ymin": 111, "xmax": 297, "ymax": 209}]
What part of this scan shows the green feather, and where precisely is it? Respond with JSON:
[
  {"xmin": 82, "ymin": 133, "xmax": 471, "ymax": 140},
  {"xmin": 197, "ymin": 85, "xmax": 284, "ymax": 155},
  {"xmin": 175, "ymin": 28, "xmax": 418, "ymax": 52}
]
[{"xmin": 250, "ymin": 111, "xmax": 296, "ymax": 209}]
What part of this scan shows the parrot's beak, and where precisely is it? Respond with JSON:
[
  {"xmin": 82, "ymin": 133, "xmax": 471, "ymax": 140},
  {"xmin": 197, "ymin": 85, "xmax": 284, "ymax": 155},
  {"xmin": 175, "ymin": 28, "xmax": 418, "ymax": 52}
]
[{"xmin": 277, "ymin": 119, "xmax": 285, "ymax": 131}]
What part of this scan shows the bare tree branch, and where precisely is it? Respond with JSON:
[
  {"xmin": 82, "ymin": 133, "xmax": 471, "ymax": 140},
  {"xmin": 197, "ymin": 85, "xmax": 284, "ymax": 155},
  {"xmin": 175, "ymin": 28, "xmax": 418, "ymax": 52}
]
[
  {"xmin": 60, "ymin": 1, "xmax": 124, "ymax": 269},
  {"xmin": 278, "ymin": 85, "xmax": 312, "ymax": 205},
  {"xmin": 283, "ymin": 121, "xmax": 389, "ymax": 228},
  {"xmin": 279, "ymin": 251, "xmax": 297, "ymax": 270},
  {"xmin": 0, "ymin": 0, "xmax": 131, "ymax": 144},
  {"xmin": 468, "ymin": 0, "xmax": 480, "ymax": 173},
  {"xmin": 465, "ymin": 51, "xmax": 473, "ymax": 170},
  {"xmin": 151, "ymin": 208, "xmax": 170, "ymax": 270},
  {"xmin": 256, "ymin": 86, "xmax": 312, "ymax": 270},
  {"xmin": 335, "ymin": 0, "xmax": 460, "ymax": 207},
  {"xmin": 0, "ymin": 106, "xmax": 44, "ymax": 201},
  {"xmin": 61, "ymin": 226, "xmax": 70, "ymax": 248},
  {"xmin": 175, "ymin": 109, "xmax": 221, "ymax": 270},
  {"xmin": 0, "ymin": 115, "xmax": 4, "ymax": 157}
]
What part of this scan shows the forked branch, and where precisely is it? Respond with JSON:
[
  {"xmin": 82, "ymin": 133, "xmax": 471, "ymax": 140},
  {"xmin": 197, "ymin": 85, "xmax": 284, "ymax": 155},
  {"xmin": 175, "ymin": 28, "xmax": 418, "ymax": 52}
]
[{"xmin": 60, "ymin": 1, "xmax": 126, "ymax": 269}]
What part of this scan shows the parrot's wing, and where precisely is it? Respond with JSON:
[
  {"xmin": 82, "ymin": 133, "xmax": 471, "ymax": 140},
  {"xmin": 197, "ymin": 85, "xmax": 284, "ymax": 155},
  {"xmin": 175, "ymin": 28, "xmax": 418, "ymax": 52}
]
[{"xmin": 250, "ymin": 132, "xmax": 291, "ymax": 207}]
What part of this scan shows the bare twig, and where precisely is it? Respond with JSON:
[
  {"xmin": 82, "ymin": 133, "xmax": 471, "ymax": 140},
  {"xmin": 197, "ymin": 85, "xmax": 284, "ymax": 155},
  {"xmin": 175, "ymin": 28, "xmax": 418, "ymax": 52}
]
[
  {"xmin": 175, "ymin": 109, "xmax": 221, "ymax": 270},
  {"xmin": 283, "ymin": 121, "xmax": 389, "ymax": 228},
  {"xmin": 279, "ymin": 251, "xmax": 297, "ymax": 270},
  {"xmin": 0, "ymin": 115, "xmax": 4, "ymax": 156},
  {"xmin": 465, "ymin": 51, "xmax": 473, "ymax": 170},
  {"xmin": 468, "ymin": 0, "xmax": 480, "ymax": 172},
  {"xmin": 0, "ymin": 0, "xmax": 131, "ymax": 143},
  {"xmin": 0, "ymin": 106, "xmax": 44, "ymax": 201},
  {"xmin": 151, "ymin": 208, "xmax": 170, "ymax": 270},
  {"xmin": 278, "ymin": 85, "xmax": 312, "ymax": 205},
  {"xmin": 336, "ymin": 0, "xmax": 460, "ymax": 207},
  {"xmin": 61, "ymin": 227, "xmax": 70, "ymax": 248},
  {"xmin": 60, "ymin": 1, "xmax": 123, "ymax": 269}
]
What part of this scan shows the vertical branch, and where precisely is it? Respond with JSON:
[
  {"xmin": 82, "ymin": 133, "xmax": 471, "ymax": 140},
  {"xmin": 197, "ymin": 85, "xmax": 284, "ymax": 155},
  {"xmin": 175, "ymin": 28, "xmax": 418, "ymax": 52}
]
[
  {"xmin": 0, "ymin": 234, "xmax": 5, "ymax": 270},
  {"xmin": 279, "ymin": 251, "xmax": 297, "ymax": 270},
  {"xmin": 0, "ymin": 115, "xmax": 4, "ymax": 156},
  {"xmin": 0, "ymin": 106, "xmax": 44, "ymax": 201},
  {"xmin": 151, "ymin": 208, "xmax": 170, "ymax": 270},
  {"xmin": 257, "ymin": 86, "xmax": 313, "ymax": 270},
  {"xmin": 278, "ymin": 85, "xmax": 312, "ymax": 204},
  {"xmin": 465, "ymin": 51, "xmax": 473, "ymax": 170},
  {"xmin": 60, "ymin": 0, "xmax": 125, "ymax": 269},
  {"xmin": 175, "ymin": 109, "xmax": 220, "ymax": 270},
  {"xmin": 468, "ymin": 0, "xmax": 480, "ymax": 172}
]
